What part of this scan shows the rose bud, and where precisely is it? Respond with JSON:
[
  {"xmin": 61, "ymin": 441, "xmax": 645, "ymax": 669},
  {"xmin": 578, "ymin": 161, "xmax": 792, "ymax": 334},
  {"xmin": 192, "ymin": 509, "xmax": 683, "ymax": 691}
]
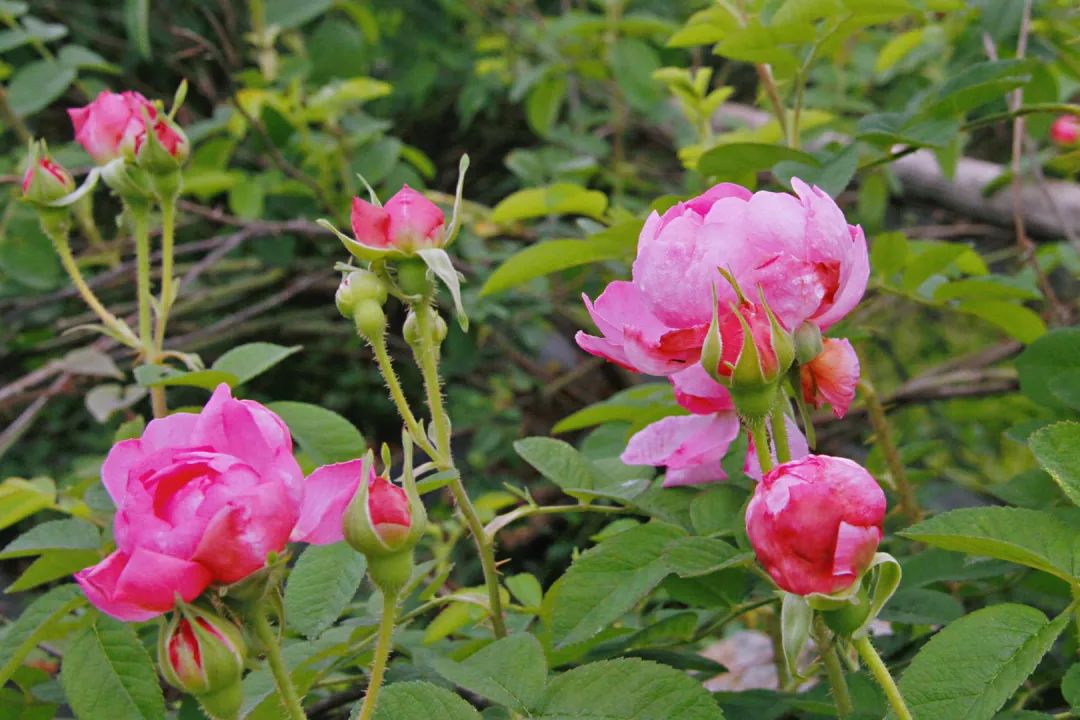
[
  {"xmin": 745, "ymin": 455, "xmax": 885, "ymax": 597},
  {"xmin": 1050, "ymin": 115, "xmax": 1080, "ymax": 147},
  {"xmin": 700, "ymin": 284, "xmax": 794, "ymax": 420},
  {"xmin": 22, "ymin": 145, "xmax": 75, "ymax": 205},
  {"xmin": 158, "ymin": 605, "xmax": 245, "ymax": 719},
  {"xmin": 336, "ymin": 269, "xmax": 389, "ymax": 339},
  {"xmin": 800, "ymin": 337, "xmax": 860, "ymax": 419},
  {"xmin": 135, "ymin": 112, "xmax": 190, "ymax": 175},
  {"xmin": 347, "ymin": 185, "xmax": 446, "ymax": 256},
  {"xmin": 68, "ymin": 90, "xmax": 156, "ymax": 164}
]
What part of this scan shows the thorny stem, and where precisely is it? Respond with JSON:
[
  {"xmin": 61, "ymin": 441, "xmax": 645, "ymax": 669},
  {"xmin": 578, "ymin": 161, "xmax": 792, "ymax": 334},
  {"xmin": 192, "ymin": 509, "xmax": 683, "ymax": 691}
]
[
  {"xmin": 770, "ymin": 400, "xmax": 791, "ymax": 464},
  {"xmin": 749, "ymin": 420, "xmax": 773, "ymax": 475},
  {"xmin": 412, "ymin": 302, "xmax": 507, "ymax": 638},
  {"xmin": 154, "ymin": 193, "xmax": 178, "ymax": 351},
  {"xmin": 129, "ymin": 203, "xmax": 153, "ymax": 349},
  {"xmin": 251, "ymin": 608, "xmax": 307, "ymax": 720},
  {"xmin": 858, "ymin": 377, "xmax": 919, "ymax": 521},
  {"xmin": 354, "ymin": 590, "xmax": 398, "ymax": 720},
  {"xmin": 855, "ymin": 636, "xmax": 912, "ymax": 720},
  {"xmin": 814, "ymin": 616, "xmax": 853, "ymax": 718},
  {"xmin": 367, "ymin": 331, "xmax": 440, "ymax": 462}
]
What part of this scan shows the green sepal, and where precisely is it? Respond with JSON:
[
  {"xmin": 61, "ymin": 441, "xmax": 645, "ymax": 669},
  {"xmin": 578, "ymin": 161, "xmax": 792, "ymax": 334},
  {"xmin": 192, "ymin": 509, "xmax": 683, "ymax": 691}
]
[
  {"xmin": 367, "ymin": 549, "xmax": 416, "ymax": 597},
  {"xmin": 416, "ymin": 248, "xmax": 469, "ymax": 331},
  {"xmin": 808, "ymin": 553, "xmax": 902, "ymax": 639},
  {"xmin": 781, "ymin": 592, "xmax": 813, "ymax": 681}
]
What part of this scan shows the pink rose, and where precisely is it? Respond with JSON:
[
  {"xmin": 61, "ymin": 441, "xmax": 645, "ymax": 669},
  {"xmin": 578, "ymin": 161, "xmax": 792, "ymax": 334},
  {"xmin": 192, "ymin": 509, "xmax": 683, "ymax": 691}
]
[
  {"xmin": 745, "ymin": 455, "xmax": 885, "ymax": 596},
  {"xmin": 670, "ymin": 363, "xmax": 734, "ymax": 414},
  {"xmin": 1050, "ymin": 115, "xmax": 1080, "ymax": 147},
  {"xmin": 800, "ymin": 337, "xmax": 860, "ymax": 419},
  {"xmin": 75, "ymin": 384, "xmax": 304, "ymax": 621},
  {"xmin": 68, "ymin": 91, "xmax": 157, "ymax": 164},
  {"xmin": 349, "ymin": 185, "xmax": 445, "ymax": 253},
  {"xmin": 577, "ymin": 180, "xmax": 867, "ymax": 375},
  {"xmin": 621, "ymin": 412, "xmax": 741, "ymax": 487}
]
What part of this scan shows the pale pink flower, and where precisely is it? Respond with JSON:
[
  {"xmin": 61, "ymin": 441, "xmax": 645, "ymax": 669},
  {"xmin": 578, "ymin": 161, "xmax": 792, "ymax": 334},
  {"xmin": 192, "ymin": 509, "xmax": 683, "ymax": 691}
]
[
  {"xmin": 800, "ymin": 338, "xmax": 860, "ymax": 418},
  {"xmin": 68, "ymin": 91, "xmax": 156, "ymax": 163}
]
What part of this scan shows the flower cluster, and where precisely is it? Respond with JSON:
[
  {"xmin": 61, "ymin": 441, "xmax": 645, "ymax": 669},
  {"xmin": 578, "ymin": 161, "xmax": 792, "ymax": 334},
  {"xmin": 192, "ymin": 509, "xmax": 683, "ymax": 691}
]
[
  {"xmin": 75, "ymin": 384, "xmax": 422, "ymax": 621},
  {"xmin": 578, "ymin": 180, "xmax": 883, "ymax": 597}
]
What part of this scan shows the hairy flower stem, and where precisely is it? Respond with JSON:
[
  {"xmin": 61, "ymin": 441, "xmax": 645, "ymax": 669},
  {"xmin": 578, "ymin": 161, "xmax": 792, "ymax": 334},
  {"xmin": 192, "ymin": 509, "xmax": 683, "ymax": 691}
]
[
  {"xmin": 153, "ymin": 193, "xmax": 177, "ymax": 352},
  {"xmin": 354, "ymin": 590, "xmax": 398, "ymax": 720},
  {"xmin": 368, "ymin": 331, "xmax": 440, "ymax": 462},
  {"xmin": 858, "ymin": 378, "xmax": 919, "ymax": 521},
  {"xmin": 814, "ymin": 617, "xmax": 853, "ymax": 718},
  {"xmin": 251, "ymin": 609, "xmax": 307, "ymax": 720},
  {"xmin": 855, "ymin": 636, "xmax": 912, "ymax": 720},
  {"xmin": 412, "ymin": 303, "xmax": 507, "ymax": 638},
  {"xmin": 749, "ymin": 420, "xmax": 773, "ymax": 475},
  {"xmin": 770, "ymin": 400, "xmax": 791, "ymax": 464},
  {"xmin": 128, "ymin": 202, "xmax": 166, "ymax": 418}
]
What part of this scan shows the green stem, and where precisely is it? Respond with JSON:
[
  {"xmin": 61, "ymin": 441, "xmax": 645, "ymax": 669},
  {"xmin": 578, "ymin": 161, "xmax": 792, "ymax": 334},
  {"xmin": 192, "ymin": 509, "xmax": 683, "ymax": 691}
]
[
  {"xmin": 750, "ymin": 420, "xmax": 773, "ymax": 475},
  {"xmin": 412, "ymin": 303, "xmax": 507, "ymax": 638},
  {"xmin": 46, "ymin": 226, "xmax": 139, "ymax": 349},
  {"xmin": 153, "ymin": 194, "xmax": 177, "ymax": 351},
  {"xmin": 354, "ymin": 590, "xmax": 398, "ymax": 720},
  {"xmin": 368, "ymin": 331, "xmax": 441, "ymax": 462},
  {"xmin": 855, "ymin": 636, "xmax": 912, "ymax": 720},
  {"xmin": 129, "ymin": 203, "xmax": 153, "ymax": 348},
  {"xmin": 815, "ymin": 617, "xmax": 853, "ymax": 718},
  {"xmin": 771, "ymin": 402, "xmax": 791, "ymax": 464},
  {"xmin": 858, "ymin": 378, "xmax": 919, "ymax": 521},
  {"xmin": 251, "ymin": 609, "xmax": 306, "ymax": 720}
]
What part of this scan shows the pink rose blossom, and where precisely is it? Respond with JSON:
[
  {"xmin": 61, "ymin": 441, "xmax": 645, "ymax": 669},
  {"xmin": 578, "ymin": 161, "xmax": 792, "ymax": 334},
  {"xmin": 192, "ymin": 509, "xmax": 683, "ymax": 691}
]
[
  {"xmin": 68, "ymin": 91, "xmax": 157, "ymax": 163},
  {"xmin": 745, "ymin": 455, "xmax": 885, "ymax": 596},
  {"xmin": 1050, "ymin": 115, "xmax": 1080, "ymax": 147},
  {"xmin": 670, "ymin": 363, "xmax": 734, "ymax": 414},
  {"xmin": 621, "ymin": 412, "xmax": 741, "ymax": 487},
  {"xmin": 800, "ymin": 337, "xmax": 860, "ymax": 418},
  {"xmin": 577, "ymin": 180, "xmax": 867, "ymax": 375},
  {"xmin": 350, "ymin": 185, "xmax": 445, "ymax": 252},
  {"xmin": 75, "ymin": 384, "xmax": 304, "ymax": 621}
]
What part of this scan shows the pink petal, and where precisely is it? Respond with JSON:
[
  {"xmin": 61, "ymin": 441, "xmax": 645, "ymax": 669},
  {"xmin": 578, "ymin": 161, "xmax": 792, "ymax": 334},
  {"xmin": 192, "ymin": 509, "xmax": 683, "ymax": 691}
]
[
  {"xmin": 350, "ymin": 196, "xmax": 391, "ymax": 248},
  {"xmin": 291, "ymin": 460, "xmax": 365, "ymax": 545},
  {"xmin": 191, "ymin": 484, "xmax": 297, "ymax": 584},
  {"xmin": 384, "ymin": 185, "xmax": 445, "ymax": 247},
  {"xmin": 831, "ymin": 521, "xmax": 882, "ymax": 591},
  {"xmin": 622, "ymin": 413, "xmax": 740, "ymax": 486},
  {"xmin": 75, "ymin": 549, "xmax": 211, "ymax": 622}
]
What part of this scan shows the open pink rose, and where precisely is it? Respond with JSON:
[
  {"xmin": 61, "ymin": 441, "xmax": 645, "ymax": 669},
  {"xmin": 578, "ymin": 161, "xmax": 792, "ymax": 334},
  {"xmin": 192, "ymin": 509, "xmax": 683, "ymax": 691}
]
[
  {"xmin": 75, "ymin": 384, "xmax": 304, "ymax": 621},
  {"xmin": 745, "ymin": 455, "xmax": 885, "ymax": 596},
  {"xmin": 68, "ymin": 91, "xmax": 157, "ymax": 164},
  {"xmin": 621, "ymin": 412, "xmax": 740, "ymax": 487},
  {"xmin": 800, "ymin": 337, "xmax": 860, "ymax": 418},
  {"xmin": 349, "ymin": 185, "xmax": 445, "ymax": 253},
  {"xmin": 577, "ymin": 180, "xmax": 867, "ymax": 375}
]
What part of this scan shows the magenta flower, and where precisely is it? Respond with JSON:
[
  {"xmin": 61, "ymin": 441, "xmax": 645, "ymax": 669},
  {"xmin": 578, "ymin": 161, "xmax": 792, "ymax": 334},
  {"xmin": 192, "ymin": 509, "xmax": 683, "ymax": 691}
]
[
  {"xmin": 349, "ymin": 185, "xmax": 446, "ymax": 253},
  {"xmin": 745, "ymin": 455, "xmax": 885, "ymax": 596},
  {"xmin": 800, "ymin": 337, "xmax": 860, "ymax": 418},
  {"xmin": 577, "ymin": 180, "xmax": 867, "ymax": 375},
  {"xmin": 75, "ymin": 384, "xmax": 304, "ymax": 621}
]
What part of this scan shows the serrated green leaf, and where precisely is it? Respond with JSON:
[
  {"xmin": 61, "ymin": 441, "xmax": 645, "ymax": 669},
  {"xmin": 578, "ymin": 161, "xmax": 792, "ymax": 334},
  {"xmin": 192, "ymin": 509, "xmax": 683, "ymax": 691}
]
[
  {"xmin": 525, "ymin": 73, "xmax": 566, "ymax": 136},
  {"xmin": 514, "ymin": 436, "xmax": 649, "ymax": 502},
  {"xmin": 61, "ymin": 613, "xmax": 165, "ymax": 720},
  {"xmin": 546, "ymin": 523, "xmax": 685, "ymax": 647},
  {"xmin": 897, "ymin": 604, "xmax": 1070, "ymax": 720},
  {"xmin": 1028, "ymin": 422, "xmax": 1080, "ymax": 507},
  {"xmin": 267, "ymin": 401, "xmax": 366, "ymax": 465},
  {"xmin": 492, "ymin": 184, "xmax": 608, "ymax": 223},
  {"xmin": 1063, "ymin": 663, "xmax": 1080, "ymax": 709},
  {"xmin": 0, "ymin": 518, "xmax": 100, "ymax": 559},
  {"xmin": 5, "ymin": 549, "xmax": 100, "ymax": 592},
  {"xmin": 552, "ymin": 383, "xmax": 678, "ymax": 434},
  {"xmin": 8, "ymin": 59, "xmax": 75, "ymax": 117},
  {"xmin": 662, "ymin": 536, "xmax": 749, "ymax": 578},
  {"xmin": 429, "ymin": 634, "xmax": 546, "ymax": 712},
  {"xmin": 919, "ymin": 59, "xmax": 1033, "ymax": 117},
  {"xmin": 505, "ymin": 573, "xmax": 543, "ymax": 608},
  {"xmin": 878, "ymin": 588, "xmax": 964, "ymax": 626},
  {"xmin": 367, "ymin": 681, "xmax": 481, "ymax": 720},
  {"xmin": 284, "ymin": 542, "xmax": 367, "ymax": 639},
  {"xmin": 955, "ymin": 300, "xmax": 1045, "ymax": 344},
  {"xmin": 1016, "ymin": 328, "xmax": 1080, "ymax": 409},
  {"xmin": 0, "ymin": 477, "xmax": 56, "ymax": 530},
  {"xmin": 0, "ymin": 585, "xmax": 83, "ymax": 686},
  {"xmin": 696, "ymin": 143, "xmax": 819, "ymax": 182},
  {"xmin": 901, "ymin": 507, "xmax": 1080, "ymax": 582},
  {"xmin": 535, "ymin": 659, "xmax": 725, "ymax": 719},
  {"xmin": 132, "ymin": 364, "xmax": 239, "ymax": 390},
  {"xmin": 211, "ymin": 342, "xmax": 302, "ymax": 386},
  {"xmin": 480, "ymin": 232, "xmax": 633, "ymax": 297}
]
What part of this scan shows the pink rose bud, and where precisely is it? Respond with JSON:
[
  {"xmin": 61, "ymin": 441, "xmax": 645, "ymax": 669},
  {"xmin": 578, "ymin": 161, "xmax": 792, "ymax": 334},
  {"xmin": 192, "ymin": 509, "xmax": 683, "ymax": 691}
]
[
  {"xmin": 800, "ymin": 337, "xmax": 860, "ymax": 419},
  {"xmin": 349, "ymin": 185, "xmax": 446, "ymax": 253},
  {"xmin": 22, "ymin": 153, "xmax": 75, "ymax": 204},
  {"xmin": 134, "ymin": 113, "xmax": 190, "ymax": 173},
  {"xmin": 343, "ymin": 472, "xmax": 417, "ymax": 556},
  {"xmin": 745, "ymin": 455, "xmax": 885, "ymax": 596},
  {"xmin": 68, "ymin": 91, "xmax": 157, "ymax": 164},
  {"xmin": 1050, "ymin": 115, "xmax": 1080, "ymax": 147},
  {"xmin": 74, "ymin": 384, "xmax": 304, "ymax": 621},
  {"xmin": 159, "ymin": 606, "xmax": 245, "ymax": 718}
]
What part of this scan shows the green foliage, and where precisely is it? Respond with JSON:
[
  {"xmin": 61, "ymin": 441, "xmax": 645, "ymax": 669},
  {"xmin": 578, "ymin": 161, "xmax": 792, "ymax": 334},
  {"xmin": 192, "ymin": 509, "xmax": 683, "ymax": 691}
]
[{"xmin": 284, "ymin": 542, "xmax": 368, "ymax": 639}]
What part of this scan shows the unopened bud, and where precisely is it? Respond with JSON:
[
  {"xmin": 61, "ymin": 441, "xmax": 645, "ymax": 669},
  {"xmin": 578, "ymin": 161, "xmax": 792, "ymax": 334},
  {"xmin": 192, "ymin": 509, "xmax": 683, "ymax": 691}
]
[
  {"xmin": 158, "ymin": 605, "xmax": 245, "ymax": 719},
  {"xmin": 22, "ymin": 150, "xmax": 75, "ymax": 205},
  {"xmin": 794, "ymin": 321, "xmax": 824, "ymax": 365},
  {"xmin": 135, "ymin": 109, "xmax": 190, "ymax": 175},
  {"xmin": 336, "ymin": 270, "xmax": 388, "ymax": 317},
  {"xmin": 396, "ymin": 258, "xmax": 433, "ymax": 297}
]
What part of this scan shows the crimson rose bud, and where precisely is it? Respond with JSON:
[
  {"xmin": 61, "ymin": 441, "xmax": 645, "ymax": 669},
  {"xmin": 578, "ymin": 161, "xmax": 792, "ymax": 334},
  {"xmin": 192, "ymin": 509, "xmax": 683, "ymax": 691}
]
[
  {"xmin": 22, "ymin": 151, "xmax": 75, "ymax": 205},
  {"xmin": 158, "ymin": 606, "xmax": 245, "ymax": 719},
  {"xmin": 348, "ymin": 185, "xmax": 445, "ymax": 254},
  {"xmin": 745, "ymin": 455, "xmax": 885, "ymax": 596},
  {"xmin": 1050, "ymin": 115, "xmax": 1080, "ymax": 147}
]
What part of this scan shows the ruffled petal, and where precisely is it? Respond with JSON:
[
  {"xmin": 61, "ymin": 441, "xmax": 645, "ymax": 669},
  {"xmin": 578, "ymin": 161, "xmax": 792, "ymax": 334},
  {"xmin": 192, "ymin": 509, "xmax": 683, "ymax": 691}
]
[
  {"xmin": 75, "ymin": 549, "xmax": 211, "ymax": 622},
  {"xmin": 291, "ymin": 460, "xmax": 365, "ymax": 545}
]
